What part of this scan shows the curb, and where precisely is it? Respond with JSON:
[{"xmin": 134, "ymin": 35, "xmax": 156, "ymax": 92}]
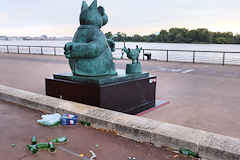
[{"xmin": 0, "ymin": 85, "xmax": 239, "ymax": 160}]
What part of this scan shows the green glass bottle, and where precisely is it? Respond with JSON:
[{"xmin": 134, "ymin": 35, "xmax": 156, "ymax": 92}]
[
  {"xmin": 27, "ymin": 144, "xmax": 38, "ymax": 154},
  {"xmin": 179, "ymin": 148, "xmax": 199, "ymax": 158},
  {"xmin": 80, "ymin": 121, "xmax": 86, "ymax": 125},
  {"xmin": 50, "ymin": 136, "xmax": 68, "ymax": 144},
  {"xmin": 31, "ymin": 136, "xmax": 37, "ymax": 145},
  {"xmin": 36, "ymin": 143, "xmax": 49, "ymax": 149},
  {"xmin": 86, "ymin": 122, "xmax": 91, "ymax": 127},
  {"xmin": 80, "ymin": 120, "xmax": 91, "ymax": 127},
  {"xmin": 48, "ymin": 142, "xmax": 56, "ymax": 153}
]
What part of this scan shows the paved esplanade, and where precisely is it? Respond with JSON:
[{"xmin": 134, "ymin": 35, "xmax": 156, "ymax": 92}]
[
  {"xmin": 1, "ymin": 53, "xmax": 240, "ymax": 139},
  {"xmin": 1, "ymin": 100, "xmax": 195, "ymax": 160}
]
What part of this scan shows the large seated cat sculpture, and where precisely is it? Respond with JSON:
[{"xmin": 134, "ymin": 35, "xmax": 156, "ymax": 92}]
[{"xmin": 64, "ymin": 0, "xmax": 117, "ymax": 77}]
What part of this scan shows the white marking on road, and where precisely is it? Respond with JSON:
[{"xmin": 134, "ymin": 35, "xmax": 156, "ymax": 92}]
[
  {"xmin": 171, "ymin": 69, "xmax": 183, "ymax": 72},
  {"xmin": 58, "ymin": 146, "xmax": 81, "ymax": 158},
  {"xmin": 157, "ymin": 67, "xmax": 194, "ymax": 74},
  {"xmin": 181, "ymin": 69, "xmax": 194, "ymax": 74}
]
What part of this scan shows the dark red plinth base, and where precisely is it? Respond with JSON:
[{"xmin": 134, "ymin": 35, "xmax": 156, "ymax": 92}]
[{"xmin": 45, "ymin": 76, "xmax": 156, "ymax": 115}]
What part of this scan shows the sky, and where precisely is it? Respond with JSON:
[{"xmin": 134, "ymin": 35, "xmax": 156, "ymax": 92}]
[{"xmin": 1, "ymin": 0, "xmax": 240, "ymax": 36}]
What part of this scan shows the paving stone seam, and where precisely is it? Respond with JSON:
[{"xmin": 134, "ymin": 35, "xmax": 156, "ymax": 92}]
[{"xmin": 0, "ymin": 84, "xmax": 239, "ymax": 160}]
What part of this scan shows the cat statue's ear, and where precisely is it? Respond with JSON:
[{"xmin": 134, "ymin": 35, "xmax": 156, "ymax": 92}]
[
  {"xmin": 81, "ymin": 1, "xmax": 89, "ymax": 12},
  {"xmin": 89, "ymin": 0, "xmax": 97, "ymax": 9},
  {"xmin": 102, "ymin": 14, "xmax": 108, "ymax": 26},
  {"xmin": 98, "ymin": 6, "xmax": 108, "ymax": 26},
  {"xmin": 98, "ymin": 6, "xmax": 104, "ymax": 16}
]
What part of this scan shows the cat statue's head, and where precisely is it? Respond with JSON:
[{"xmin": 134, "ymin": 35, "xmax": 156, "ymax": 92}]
[{"xmin": 80, "ymin": 0, "xmax": 108, "ymax": 28}]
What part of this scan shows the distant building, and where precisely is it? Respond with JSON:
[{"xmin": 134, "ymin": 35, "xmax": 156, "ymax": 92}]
[
  {"xmin": 48, "ymin": 37, "xmax": 57, "ymax": 40},
  {"xmin": 32, "ymin": 37, "xmax": 42, "ymax": 40},
  {"xmin": 8, "ymin": 36, "xmax": 23, "ymax": 41},
  {"xmin": 0, "ymin": 35, "xmax": 72, "ymax": 41},
  {"xmin": 0, "ymin": 36, "xmax": 8, "ymax": 40},
  {"xmin": 40, "ymin": 35, "xmax": 48, "ymax": 40},
  {"xmin": 22, "ymin": 36, "xmax": 32, "ymax": 40},
  {"xmin": 56, "ymin": 36, "xmax": 72, "ymax": 41}
]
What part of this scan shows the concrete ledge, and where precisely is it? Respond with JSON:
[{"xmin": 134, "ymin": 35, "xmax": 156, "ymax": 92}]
[{"xmin": 0, "ymin": 84, "xmax": 239, "ymax": 160}]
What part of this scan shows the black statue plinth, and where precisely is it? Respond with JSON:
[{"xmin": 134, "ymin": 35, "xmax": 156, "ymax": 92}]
[{"xmin": 45, "ymin": 70, "xmax": 156, "ymax": 115}]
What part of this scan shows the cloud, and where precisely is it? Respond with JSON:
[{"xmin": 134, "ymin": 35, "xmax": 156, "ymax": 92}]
[
  {"xmin": 0, "ymin": 0, "xmax": 240, "ymax": 36},
  {"xmin": 0, "ymin": 24, "xmax": 76, "ymax": 36},
  {"xmin": 0, "ymin": 12, "xmax": 9, "ymax": 24}
]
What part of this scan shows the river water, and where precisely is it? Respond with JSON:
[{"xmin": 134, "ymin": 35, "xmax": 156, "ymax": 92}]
[{"xmin": 0, "ymin": 40, "xmax": 240, "ymax": 65}]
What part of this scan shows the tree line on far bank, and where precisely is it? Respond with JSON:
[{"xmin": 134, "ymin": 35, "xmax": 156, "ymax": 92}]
[{"xmin": 105, "ymin": 28, "xmax": 240, "ymax": 44}]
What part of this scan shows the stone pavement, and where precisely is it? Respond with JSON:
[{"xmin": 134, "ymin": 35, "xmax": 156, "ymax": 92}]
[
  {"xmin": 0, "ymin": 100, "xmax": 195, "ymax": 160},
  {"xmin": 0, "ymin": 53, "xmax": 240, "ymax": 139}
]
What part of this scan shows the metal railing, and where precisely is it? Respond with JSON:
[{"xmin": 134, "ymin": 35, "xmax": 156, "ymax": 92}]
[
  {"xmin": 0, "ymin": 45, "xmax": 63, "ymax": 56},
  {"xmin": 1, "ymin": 45, "xmax": 240, "ymax": 66},
  {"xmin": 116, "ymin": 48, "xmax": 240, "ymax": 66}
]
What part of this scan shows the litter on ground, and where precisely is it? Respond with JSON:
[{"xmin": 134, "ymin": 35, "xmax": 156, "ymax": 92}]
[{"xmin": 37, "ymin": 113, "xmax": 61, "ymax": 127}]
